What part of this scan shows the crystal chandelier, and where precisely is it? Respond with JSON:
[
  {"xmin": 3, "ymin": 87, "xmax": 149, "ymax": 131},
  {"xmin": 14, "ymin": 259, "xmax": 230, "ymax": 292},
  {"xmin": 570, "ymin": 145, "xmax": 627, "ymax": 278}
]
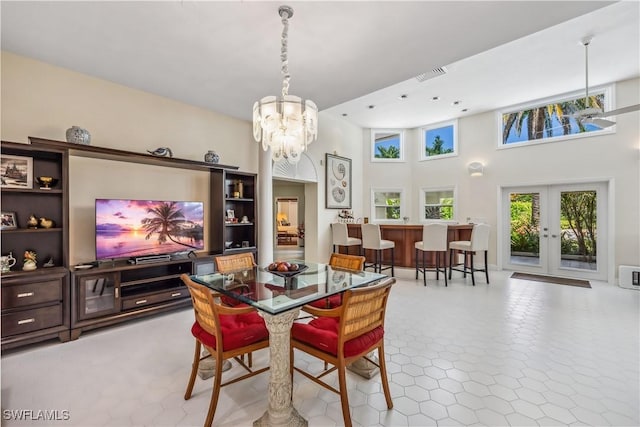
[{"xmin": 253, "ymin": 5, "xmax": 318, "ymax": 164}]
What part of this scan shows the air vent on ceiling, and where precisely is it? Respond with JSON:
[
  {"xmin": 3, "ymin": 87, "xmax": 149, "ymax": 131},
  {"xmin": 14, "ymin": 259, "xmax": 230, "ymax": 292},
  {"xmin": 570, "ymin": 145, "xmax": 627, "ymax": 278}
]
[{"xmin": 415, "ymin": 66, "xmax": 447, "ymax": 82}]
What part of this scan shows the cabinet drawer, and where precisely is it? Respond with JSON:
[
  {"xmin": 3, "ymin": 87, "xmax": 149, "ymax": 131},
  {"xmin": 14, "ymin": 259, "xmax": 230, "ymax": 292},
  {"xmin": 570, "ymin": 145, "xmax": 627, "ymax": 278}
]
[
  {"xmin": 2, "ymin": 280, "xmax": 63, "ymax": 309},
  {"xmin": 2, "ymin": 304, "xmax": 63, "ymax": 337},
  {"xmin": 121, "ymin": 287, "xmax": 190, "ymax": 311}
]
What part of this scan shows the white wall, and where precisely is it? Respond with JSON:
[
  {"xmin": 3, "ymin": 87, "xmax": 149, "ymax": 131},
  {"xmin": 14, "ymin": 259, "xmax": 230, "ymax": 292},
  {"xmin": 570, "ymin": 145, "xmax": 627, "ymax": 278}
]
[
  {"xmin": 0, "ymin": 51, "xmax": 366, "ymax": 265},
  {"xmin": 1, "ymin": 51, "xmax": 255, "ymax": 264},
  {"xmin": 362, "ymin": 78, "xmax": 640, "ymax": 279}
]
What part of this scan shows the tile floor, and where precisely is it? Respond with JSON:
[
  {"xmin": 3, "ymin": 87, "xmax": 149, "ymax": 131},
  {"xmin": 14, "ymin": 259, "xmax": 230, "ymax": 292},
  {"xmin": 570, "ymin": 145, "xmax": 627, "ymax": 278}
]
[{"xmin": 1, "ymin": 270, "xmax": 639, "ymax": 426}]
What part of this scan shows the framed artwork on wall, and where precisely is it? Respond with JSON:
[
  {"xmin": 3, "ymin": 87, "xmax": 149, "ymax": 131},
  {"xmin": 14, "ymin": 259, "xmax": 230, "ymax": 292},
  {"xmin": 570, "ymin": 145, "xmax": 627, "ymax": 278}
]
[
  {"xmin": 326, "ymin": 153, "xmax": 352, "ymax": 209},
  {"xmin": 1, "ymin": 155, "xmax": 33, "ymax": 189}
]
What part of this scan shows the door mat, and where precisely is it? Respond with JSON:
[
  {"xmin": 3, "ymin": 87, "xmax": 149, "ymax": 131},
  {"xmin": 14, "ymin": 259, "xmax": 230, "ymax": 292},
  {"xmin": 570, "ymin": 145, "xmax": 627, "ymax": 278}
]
[{"xmin": 511, "ymin": 272, "xmax": 591, "ymax": 288}]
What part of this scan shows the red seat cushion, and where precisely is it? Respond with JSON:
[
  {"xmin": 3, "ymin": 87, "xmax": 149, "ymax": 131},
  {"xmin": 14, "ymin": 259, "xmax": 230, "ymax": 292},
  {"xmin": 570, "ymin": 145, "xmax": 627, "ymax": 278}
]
[
  {"xmin": 292, "ymin": 316, "xmax": 383, "ymax": 357},
  {"xmin": 307, "ymin": 294, "xmax": 342, "ymax": 309},
  {"xmin": 191, "ymin": 308, "xmax": 268, "ymax": 352}
]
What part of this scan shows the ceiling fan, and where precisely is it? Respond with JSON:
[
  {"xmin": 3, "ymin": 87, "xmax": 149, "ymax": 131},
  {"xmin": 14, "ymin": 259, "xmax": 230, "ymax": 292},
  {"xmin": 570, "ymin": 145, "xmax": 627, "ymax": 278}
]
[{"xmin": 572, "ymin": 38, "xmax": 640, "ymax": 128}]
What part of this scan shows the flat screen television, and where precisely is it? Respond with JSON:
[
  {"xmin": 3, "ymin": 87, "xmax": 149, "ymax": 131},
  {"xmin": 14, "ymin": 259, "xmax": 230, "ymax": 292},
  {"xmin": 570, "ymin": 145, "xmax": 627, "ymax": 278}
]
[{"xmin": 95, "ymin": 199, "xmax": 204, "ymax": 261}]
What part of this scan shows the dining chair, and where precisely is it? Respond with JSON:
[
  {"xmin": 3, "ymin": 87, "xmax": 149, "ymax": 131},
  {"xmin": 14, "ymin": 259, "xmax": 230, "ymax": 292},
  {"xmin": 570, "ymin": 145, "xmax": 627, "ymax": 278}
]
[
  {"xmin": 180, "ymin": 274, "xmax": 269, "ymax": 427},
  {"xmin": 448, "ymin": 223, "xmax": 491, "ymax": 286},
  {"xmin": 214, "ymin": 253, "xmax": 257, "ymax": 307},
  {"xmin": 215, "ymin": 252, "xmax": 257, "ymax": 273},
  {"xmin": 291, "ymin": 277, "xmax": 395, "ymax": 427},
  {"xmin": 361, "ymin": 223, "xmax": 395, "ymax": 276},
  {"xmin": 415, "ymin": 223, "xmax": 449, "ymax": 286},
  {"xmin": 307, "ymin": 253, "xmax": 366, "ymax": 309},
  {"xmin": 331, "ymin": 222, "xmax": 362, "ymax": 255}
]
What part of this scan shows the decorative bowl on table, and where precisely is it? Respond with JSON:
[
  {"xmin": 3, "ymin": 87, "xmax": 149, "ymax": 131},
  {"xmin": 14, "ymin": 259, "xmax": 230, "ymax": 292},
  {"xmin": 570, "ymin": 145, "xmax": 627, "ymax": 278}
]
[{"xmin": 265, "ymin": 261, "xmax": 308, "ymax": 277}]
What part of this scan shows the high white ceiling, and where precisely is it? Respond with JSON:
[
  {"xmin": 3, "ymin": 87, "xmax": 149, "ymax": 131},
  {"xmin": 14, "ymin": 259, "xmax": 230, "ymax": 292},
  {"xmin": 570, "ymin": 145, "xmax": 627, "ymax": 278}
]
[{"xmin": 2, "ymin": 1, "xmax": 638, "ymax": 129}]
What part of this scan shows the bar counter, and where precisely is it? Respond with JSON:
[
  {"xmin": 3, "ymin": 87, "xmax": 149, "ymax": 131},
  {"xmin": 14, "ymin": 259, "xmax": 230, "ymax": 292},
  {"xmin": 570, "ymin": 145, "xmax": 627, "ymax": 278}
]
[{"xmin": 346, "ymin": 223, "xmax": 473, "ymax": 268}]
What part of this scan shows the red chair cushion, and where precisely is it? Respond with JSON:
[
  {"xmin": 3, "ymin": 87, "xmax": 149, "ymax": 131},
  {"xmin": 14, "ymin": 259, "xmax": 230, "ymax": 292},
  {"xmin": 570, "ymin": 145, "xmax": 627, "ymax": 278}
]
[
  {"xmin": 191, "ymin": 307, "xmax": 268, "ymax": 352},
  {"xmin": 307, "ymin": 294, "xmax": 342, "ymax": 309},
  {"xmin": 292, "ymin": 316, "xmax": 383, "ymax": 357}
]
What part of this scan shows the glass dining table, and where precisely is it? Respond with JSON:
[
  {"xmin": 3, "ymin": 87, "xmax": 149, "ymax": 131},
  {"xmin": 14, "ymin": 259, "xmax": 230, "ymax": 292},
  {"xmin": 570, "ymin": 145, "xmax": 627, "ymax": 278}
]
[{"xmin": 191, "ymin": 260, "xmax": 386, "ymax": 427}]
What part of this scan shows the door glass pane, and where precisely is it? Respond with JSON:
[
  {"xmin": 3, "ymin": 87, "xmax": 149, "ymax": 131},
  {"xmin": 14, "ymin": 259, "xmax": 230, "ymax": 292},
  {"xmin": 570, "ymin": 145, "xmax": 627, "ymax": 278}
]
[
  {"xmin": 559, "ymin": 190, "xmax": 597, "ymax": 270},
  {"xmin": 510, "ymin": 192, "xmax": 540, "ymax": 266}
]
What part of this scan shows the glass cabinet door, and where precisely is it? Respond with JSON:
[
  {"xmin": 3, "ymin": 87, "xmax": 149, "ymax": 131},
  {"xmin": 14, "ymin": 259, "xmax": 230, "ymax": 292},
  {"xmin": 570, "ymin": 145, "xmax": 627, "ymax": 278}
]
[{"xmin": 77, "ymin": 272, "xmax": 120, "ymax": 320}]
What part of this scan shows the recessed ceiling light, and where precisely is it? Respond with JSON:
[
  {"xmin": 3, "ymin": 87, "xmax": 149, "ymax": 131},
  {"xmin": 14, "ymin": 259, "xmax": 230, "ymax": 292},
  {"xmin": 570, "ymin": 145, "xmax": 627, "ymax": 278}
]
[
  {"xmin": 461, "ymin": 108, "xmax": 468, "ymax": 112},
  {"xmin": 432, "ymin": 96, "xmax": 440, "ymax": 101},
  {"xmin": 399, "ymin": 94, "xmax": 408, "ymax": 100},
  {"xmin": 452, "ymin": 100, "xmax": 461, "ymax": 106},
  {"xmin": 342, "ymin": 113, "xmax": 348, "ymax": 117},
  {"xmin": 368, "ymin": 105, "xmax": 375, "ymax": 109}
]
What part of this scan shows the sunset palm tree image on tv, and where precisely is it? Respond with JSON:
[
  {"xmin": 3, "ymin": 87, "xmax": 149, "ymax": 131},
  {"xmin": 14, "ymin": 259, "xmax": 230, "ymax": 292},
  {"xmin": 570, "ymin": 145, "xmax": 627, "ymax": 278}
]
[{"xmin": 95, "ymin": 199, "xmax": 204, "ymax": 261}]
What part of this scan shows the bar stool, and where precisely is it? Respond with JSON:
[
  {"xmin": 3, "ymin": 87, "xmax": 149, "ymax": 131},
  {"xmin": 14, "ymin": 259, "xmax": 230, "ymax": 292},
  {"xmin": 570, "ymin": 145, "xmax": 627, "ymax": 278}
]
[
  {"xmin": 331, "ymin": 223, "xmax": 362, "ymax": 255},
  {"xmin": 448, "ymin": 223, "xmax": 490, "ymax": 286},
  {"xmin": 415, "ymin": 223, "xmax": 448, "ymax": 286},
  {"xmin": 361, "ymin": 223, "xmax": 395, "ymax": 276}
]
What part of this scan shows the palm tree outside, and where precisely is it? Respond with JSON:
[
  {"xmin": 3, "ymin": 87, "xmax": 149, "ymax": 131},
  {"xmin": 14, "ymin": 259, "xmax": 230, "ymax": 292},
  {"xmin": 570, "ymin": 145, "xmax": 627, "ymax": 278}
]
[{"xmin": 502, "ymin": 93, "xmax": 605, "ymax": 144}]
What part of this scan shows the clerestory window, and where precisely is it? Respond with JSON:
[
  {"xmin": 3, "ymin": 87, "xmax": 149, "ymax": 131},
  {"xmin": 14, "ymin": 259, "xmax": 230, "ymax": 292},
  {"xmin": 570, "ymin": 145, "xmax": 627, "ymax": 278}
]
[{"xmin": 500, "ymin": 86, "xmax": 613, "ymax": 147}]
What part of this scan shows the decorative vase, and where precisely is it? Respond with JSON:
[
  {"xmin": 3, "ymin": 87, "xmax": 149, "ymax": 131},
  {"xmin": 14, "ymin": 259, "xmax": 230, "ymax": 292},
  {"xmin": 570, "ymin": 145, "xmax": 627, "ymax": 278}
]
[
  {"xmin": 204, "ymin": 150, "xmax": 220, "ymax": 164},
  {"xmin": 65, "ymin": 126, "xmax": 91, "ymax": 145}
]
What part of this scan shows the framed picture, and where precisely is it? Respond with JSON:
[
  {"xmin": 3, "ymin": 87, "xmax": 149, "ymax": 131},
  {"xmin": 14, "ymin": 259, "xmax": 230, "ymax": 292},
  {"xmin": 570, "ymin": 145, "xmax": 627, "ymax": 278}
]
[
  {"xmin": 326, "ymin": 153, "xmax": 352, "ymax": 209},
  {"xmin": 226, "ymin": 209, "xmax": 235, "ymax": 219},
  {"xmin": 1, "ymin": 212, "xmax": 17, "ymax": 230},
  {"xmin": 1, "ymin": 155, "xmax": 33, "ymax": 189}
]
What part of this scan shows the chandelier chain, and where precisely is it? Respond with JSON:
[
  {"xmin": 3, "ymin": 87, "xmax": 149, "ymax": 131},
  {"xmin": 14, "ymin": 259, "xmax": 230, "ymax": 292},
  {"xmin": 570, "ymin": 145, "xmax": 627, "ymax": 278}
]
[{"xmin": 280, "ymin": 12, "xmax": 290, "ymax": 97}]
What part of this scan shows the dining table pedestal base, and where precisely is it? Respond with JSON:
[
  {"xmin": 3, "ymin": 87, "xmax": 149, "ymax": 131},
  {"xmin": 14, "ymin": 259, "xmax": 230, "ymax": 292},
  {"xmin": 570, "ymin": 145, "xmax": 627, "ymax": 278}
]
[{"xmin": 254, "ymin": 309, "xmax": 308, "ymax": 427}]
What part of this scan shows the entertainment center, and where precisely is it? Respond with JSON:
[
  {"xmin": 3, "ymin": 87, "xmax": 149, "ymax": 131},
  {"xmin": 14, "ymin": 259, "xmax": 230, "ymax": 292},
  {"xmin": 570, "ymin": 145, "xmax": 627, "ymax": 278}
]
[{"xmin": 1, "ymin": 138, "xmax": 258, "ymax": 349}]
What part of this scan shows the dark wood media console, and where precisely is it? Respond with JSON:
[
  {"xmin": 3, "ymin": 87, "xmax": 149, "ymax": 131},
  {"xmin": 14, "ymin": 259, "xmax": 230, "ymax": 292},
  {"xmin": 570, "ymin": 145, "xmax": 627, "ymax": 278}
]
[{"xmin": 1, "ymin": 137, "xmax": 257, "ymax": 350}]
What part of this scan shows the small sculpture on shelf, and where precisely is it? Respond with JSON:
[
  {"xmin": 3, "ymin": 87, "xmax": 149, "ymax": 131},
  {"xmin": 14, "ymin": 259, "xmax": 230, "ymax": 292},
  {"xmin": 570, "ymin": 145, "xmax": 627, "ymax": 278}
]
[
  {"xmin": 147, "ymin": 147, "xmax": 173, "ymax": 157},
  {"xmin": 43, "ymin": 257, "xmax": 55, "ymax": 268},
  {"xmin": 26, "ymin": 214, "xmax": 39, "ymax": 229},
  {"xmin": 36, "ymin": 176, "xmax": 59, "ymax": 190},
  {"xmin": 23, "ymin": 250, "xmax": 37, "ymax": 271},
  {"xmin": 39, "ymin": 217, "xmax": 55, "ymax": 229}
]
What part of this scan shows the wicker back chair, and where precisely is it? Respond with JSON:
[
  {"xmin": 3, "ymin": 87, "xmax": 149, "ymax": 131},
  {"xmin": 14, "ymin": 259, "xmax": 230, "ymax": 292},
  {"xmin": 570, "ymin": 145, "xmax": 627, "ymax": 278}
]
[
  {"xmin": 181, "ymin": 274, "xmax": 269, "ymax": 427},
  {"xmin": 215, "ymin": 252, "xmax": 256, "ymax": 274},
  {"xmin": 329, "ymin": 252, "xmax": 366, "ymax": 272},
  {"xmin": 291, "ymin": 277, "xmax": 395, "ymax": 427},
  {"xmin": 307, "ymin": 253, "xmax": 366, "ymax": 310}
]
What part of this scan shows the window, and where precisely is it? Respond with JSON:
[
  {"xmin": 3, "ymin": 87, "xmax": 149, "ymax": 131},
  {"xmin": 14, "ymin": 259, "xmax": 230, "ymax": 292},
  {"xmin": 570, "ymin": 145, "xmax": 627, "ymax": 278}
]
[
  {"xmin": 371, "ymin": 130, "xmax": 404, "ymax": 162},
  {"xmin": 421, "ymin": 120, "xmax": 457, "ymax": 160},
  {"xmin": 371, "ymin": 189, "xmax": 404, "ymax": 222},
  {"xmin": 421, "ymin": 188, "xmax": 456, "ymax": 221},
  {"xmin": 500, "ymin": 86, "xmax": 613, "ymax": 146}
]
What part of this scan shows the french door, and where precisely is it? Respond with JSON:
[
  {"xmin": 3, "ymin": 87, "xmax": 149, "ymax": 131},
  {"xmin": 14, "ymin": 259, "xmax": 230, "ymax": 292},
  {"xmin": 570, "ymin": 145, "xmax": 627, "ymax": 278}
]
[{"xmin": 501, "ymin": 182, "xmax": 607, "ymax": 281}]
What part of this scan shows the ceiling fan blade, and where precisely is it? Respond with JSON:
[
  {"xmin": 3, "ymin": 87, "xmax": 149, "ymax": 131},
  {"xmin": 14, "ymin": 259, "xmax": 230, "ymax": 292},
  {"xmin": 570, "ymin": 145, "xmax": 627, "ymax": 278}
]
[
  {"xmin": 586, "ymin": 117, "xmax": 616, "ymax": 128},
  {"xmin": 599, "ymin": 104, "xmax": 640, "ymax": 117}
]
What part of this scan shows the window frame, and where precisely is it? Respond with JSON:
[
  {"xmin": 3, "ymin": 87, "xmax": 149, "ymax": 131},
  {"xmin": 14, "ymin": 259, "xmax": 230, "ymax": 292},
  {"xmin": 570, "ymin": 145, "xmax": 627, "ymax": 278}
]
[
  {"xmin": 370, "ymin": 188, "xmax": 405, "ymax": 223},
  {"xmin": 420, "ymin": 120, "xmax": 458, "ymax": 161},
  {"xmin": 420, "ymin": 186, "xmax": 457, "ymax": 223},
  {"xmin": 371, "ymin": 129, "xmax": 405, "ymax": 162},
  {"xmin": 497, "ymin": 85, "xmax": 615, "ymax": 149}
]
